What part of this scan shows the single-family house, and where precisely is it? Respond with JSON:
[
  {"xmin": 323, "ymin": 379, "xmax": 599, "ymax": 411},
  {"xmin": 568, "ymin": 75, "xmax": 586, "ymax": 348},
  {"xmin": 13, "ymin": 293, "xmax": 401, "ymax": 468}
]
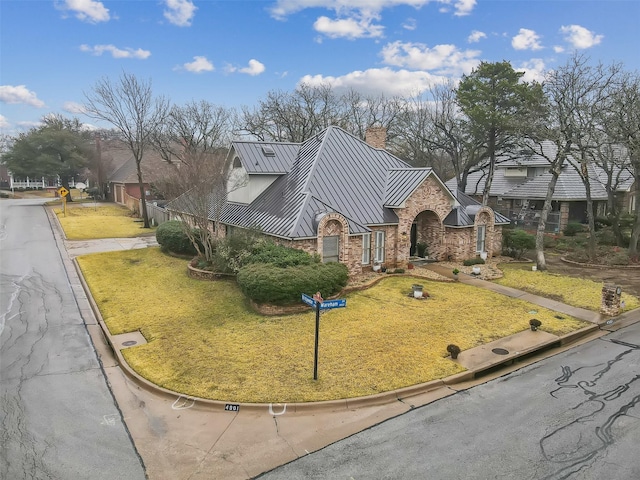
[
  {"xmin": 446, "ymin": 145, "xmax": 636, "ymax": 232},
  {"xmin": 174, "ymin": 126, "xmax": 509, "ymax": 275},
  {"xmin": 108, "ymin": 152, "xmax": 172, "ymax": 214}
]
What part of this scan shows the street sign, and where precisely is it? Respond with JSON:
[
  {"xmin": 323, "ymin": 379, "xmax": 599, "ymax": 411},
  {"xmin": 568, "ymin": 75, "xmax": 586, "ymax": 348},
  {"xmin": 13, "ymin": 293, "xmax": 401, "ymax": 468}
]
[
  {"xmin": 301, "ymin": 293, "xmax": 316, "ymax": 307},
  {"xmin": 57, "ymin": 187, "xmax": 69, "ymax": 197},
  {"xmin": 320, "ymin": 299, "xmax": 346, "ymax": 310}
]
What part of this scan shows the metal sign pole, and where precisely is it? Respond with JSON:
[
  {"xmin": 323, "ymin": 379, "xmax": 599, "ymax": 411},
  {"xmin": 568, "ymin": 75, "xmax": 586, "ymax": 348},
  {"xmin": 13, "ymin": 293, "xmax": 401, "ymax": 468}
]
[{"xmin": 313, "ymin": 299, "xmax": 320, "ymax": 381}]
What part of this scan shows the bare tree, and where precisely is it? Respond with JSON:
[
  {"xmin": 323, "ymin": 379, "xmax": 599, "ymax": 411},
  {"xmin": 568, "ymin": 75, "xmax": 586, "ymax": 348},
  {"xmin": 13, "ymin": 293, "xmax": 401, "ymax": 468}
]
[
  {"xmin": 151, "ymin": 100, "xmax": 238, "ymax": 261},
  {"xmin": 603, "ymin": 71, "xmax": 640, "ymax": 257},
  {"xmin": 84, "ymin": 72, "xmax": 169, "ymax": 228},
  {"xmin": 525, "ymin": 54, "xmax": 619, "ymax": 269}
]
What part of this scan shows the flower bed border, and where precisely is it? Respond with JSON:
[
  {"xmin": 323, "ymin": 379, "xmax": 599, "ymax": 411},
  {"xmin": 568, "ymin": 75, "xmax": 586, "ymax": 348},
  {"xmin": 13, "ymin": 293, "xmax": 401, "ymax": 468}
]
[
  {"xmin": 561, "ymin": 257, "xmax": 640, "ymax": 269},
  {"xmin": 187, "ymin": 262, "xmax": 236, "ymax": 281}
]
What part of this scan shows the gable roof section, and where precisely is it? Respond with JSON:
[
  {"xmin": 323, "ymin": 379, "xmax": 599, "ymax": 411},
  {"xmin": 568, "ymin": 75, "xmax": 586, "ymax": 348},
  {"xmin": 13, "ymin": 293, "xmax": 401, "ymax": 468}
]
[
  {"xmin": 384, "ymin": 168, "xmax": 432, "ymax": 207},
  {"xmin": 108, "ymin": 152, "xmax": 173, "ymax": 184},
  {"xmin": 230, "ymin": 141, "xmax": 300, "ymax": 174},
  {"xmin": 219, "ymin": 126, "xmax": 410, "ymax": 239}
]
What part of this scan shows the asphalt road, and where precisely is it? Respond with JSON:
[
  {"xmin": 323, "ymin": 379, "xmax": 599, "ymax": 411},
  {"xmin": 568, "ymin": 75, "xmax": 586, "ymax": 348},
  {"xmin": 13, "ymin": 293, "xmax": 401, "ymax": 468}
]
[
  {"xmin": 259, "ymin": 322, "xmax": 640, "ymax": 480},
  {"xmin": 0, "ymin": 199, "xmax": 146, "ymax": 480}
]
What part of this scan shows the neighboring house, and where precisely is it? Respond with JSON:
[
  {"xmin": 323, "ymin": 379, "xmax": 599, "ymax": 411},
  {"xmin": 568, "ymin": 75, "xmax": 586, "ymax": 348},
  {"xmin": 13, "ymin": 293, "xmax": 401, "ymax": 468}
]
[
  {"xmin": 446, "ymin": 146, "xmax": 636, "ymax": 232},
  {"xmin": 107, "ymin": 152, "xmax": 172, "ymax": 214},
  {"xmin": 172, "ymin": 126, "xmax": 509, "ymax": 275}
]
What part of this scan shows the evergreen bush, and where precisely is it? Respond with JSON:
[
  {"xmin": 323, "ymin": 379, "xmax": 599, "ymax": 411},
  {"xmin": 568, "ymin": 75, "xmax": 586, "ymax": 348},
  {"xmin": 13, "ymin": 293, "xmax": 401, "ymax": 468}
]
[
  {"xmin": 237, "ymin": 262, "xmax": 349, "ymax": 306},
  {"xmin": 156, "ymin": 220, "xmax": 197, "ymax": 255},
  {"xmin": 503, "ymin": 229, "xmax": 535, "ymax": 259}
]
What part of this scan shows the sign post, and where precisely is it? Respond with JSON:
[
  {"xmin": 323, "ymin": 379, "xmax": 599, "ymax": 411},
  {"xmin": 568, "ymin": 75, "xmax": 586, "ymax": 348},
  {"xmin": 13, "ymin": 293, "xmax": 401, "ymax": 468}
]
[
  {"xmin": 301, "ymin": 291, "xmax": 346, "ymax": 381},
  {"xmin": 57, "ymin": 187, "xmax": 69, "ymax": 217}
]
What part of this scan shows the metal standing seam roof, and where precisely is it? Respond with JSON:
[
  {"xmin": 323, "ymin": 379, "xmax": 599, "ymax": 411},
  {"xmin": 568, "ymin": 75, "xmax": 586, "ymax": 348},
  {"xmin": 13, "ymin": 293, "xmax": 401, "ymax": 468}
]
[
  {"xmin": 230, "ymin": 141, "xmax": 300, "ymax": 174},
  {"xmin": 383, "ymin": 168, "xmax": 433, "ymax": 207},
  {"xmin": 218, "ymin": 127, "xmax": 409, "ymax": 238}
]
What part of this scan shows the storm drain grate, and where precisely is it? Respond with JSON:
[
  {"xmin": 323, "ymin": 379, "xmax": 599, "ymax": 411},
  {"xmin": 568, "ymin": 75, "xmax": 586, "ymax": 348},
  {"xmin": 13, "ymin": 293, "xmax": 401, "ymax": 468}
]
[
  {"xmin": 122, "ymin": 340, "xmax": 137, "ymax": 347},
  {"xmin": 492, "ymin": 348, "xmax": 509, "ymax": 355}
]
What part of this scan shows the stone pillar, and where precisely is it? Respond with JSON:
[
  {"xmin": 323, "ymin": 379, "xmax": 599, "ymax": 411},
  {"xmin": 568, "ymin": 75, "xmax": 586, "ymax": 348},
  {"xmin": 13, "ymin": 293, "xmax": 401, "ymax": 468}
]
[
  {"xmin": 600, "ymin": 284, "xmax": 622, "ymax": 316},
  {"xmin": 560, "ymin": 202, "xmax": 570, "ymax": 231}
]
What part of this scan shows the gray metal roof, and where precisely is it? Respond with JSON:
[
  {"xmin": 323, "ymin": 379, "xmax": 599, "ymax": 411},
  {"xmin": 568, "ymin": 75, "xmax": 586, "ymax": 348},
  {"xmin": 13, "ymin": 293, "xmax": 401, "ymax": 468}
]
[
  {"xmin": 219, "ymin": 126, "xmax": 410, "ymax": 238},
  {"xmin": 230, "ymin": 141, "xmax": 300, "ymax": 174},
  {"xmin": 443, "ymin": 190, "xmax": 510, "ymax": 227},
  {"xmin": 384, "ymin": 168, "xmax": 433, "ymax": 207},
  {"xmin": 501, "ymin": 164, "xmax": 608, "ymax": 201}
]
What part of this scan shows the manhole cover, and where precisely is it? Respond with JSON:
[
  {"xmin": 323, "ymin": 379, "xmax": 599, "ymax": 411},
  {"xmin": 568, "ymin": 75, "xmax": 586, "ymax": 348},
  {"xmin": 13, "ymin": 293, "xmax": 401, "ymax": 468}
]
[
  {"xmin": 492, "ymin": 348, "xmax": 509, "ymax": 355},
  {"xmin": 122, "ymin": 340, "xmax": 137, "ymax": 346}
]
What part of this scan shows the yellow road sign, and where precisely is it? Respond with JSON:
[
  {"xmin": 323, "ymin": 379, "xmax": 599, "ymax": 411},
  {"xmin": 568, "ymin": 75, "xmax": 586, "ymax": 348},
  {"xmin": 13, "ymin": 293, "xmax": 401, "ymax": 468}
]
[{"xmin": 57, "ymin": 187, "xmax": 69, "ymax": 197}]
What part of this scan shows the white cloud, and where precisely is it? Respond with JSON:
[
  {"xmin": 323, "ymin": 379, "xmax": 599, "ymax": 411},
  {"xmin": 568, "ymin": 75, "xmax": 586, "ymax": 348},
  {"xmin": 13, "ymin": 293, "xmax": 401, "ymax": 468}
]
[
  {"xmin": 270, "ymin": 1, "xmax": 477, "ymax": 38},
  {"xmin": 0, "ymin": 85, "xmax": 45, "ymax": 107},
  {"xmin": 300, "ymin": 67, "xmax": 450, "ymax": 97},
  {"xmin": 314, "ymin": 15, "xmax": 384, "ymax": 39},
  {"xmin": 178, "ymin": 56, "xmax": 214, "ymax": 73},
  {"xmin": 57, "ymin": 0, "xmax": 110, "ymax": 23},
  {"xmin": 467, "ymin": 30, "xmax": 486, "ymax": 43},
  {"xmin": 226, "ymin": 59, "xmax": 266, "ymax": 76},
  {"xmin": 553, "ymin": 45, "xmax": 565, "ymax": 53},
  {"xmin": 164, "ymin": 0, "xmax": 197, "ymax": 27},
  {"xmin": 451, "ymin": 0, "xmax": 476, "ymax": 16},
  {"xmin": 0, "ymin": 115, "xmax": 9, "ymax": 129},
  {"xmin": 380, "ymin": 41, "xmax": 481, "ymax": 76},
  {"xmin": 80, "ymin": 44, "xmax": 151, "ymax": 59},
  {"xmin": 560, "ymin": 24, "xmax": 603, "ymax": 49},
  {"xmin": 516, "ymin": 59, "xmax": 546, "ymax": 83},
  {"xmin": 63, "ymin": 101, "xmax": 86, "ymax": 114},
  {"xmin": 512, "ymin": 28, "xmax": 543, "ymax": 51},
  {"xmin": 402, "ymin": 18, "xmax": 417, "ymax": 31}
]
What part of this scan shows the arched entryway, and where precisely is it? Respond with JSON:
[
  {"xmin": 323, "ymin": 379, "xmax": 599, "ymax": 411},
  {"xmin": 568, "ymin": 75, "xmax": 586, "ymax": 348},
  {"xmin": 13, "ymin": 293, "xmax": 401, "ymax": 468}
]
[{"xmin": 409, "ymin": 210, "xmax": 443, "ymax": 260}]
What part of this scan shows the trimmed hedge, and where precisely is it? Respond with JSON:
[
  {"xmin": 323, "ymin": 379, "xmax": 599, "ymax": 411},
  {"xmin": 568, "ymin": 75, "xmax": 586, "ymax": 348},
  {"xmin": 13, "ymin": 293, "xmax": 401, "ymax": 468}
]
[
  {"xmin": 462, "ymin": 257, "xmax": 486, "ymax": 266},
  {"xmin": 155, "ymin": 220, "xmax": 197, "ymax": 256},
  {"xmin": 246, "ymin": 242, "xmax": 318, "ymax": 268},
  {"xmin": 237, "ymin": 262, "xmax": 349, "ymax": 306}
]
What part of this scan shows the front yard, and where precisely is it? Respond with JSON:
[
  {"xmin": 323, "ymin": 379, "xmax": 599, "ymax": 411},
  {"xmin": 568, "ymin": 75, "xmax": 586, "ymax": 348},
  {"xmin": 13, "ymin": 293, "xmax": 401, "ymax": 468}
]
[
  {"xmin": 55, "ymin": 204, "xmax": 155, "ymax": 240},
  {"xmin": 78, "ymin": 248, "xmax": 589, "ymax": 403}
]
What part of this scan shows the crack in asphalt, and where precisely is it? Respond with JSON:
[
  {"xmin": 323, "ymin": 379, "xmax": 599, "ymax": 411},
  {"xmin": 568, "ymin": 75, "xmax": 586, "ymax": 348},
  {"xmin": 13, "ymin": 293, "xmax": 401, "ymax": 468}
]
[{"xmin": 539, "ymin": 348, "xmax": 640, "ymax": 479}]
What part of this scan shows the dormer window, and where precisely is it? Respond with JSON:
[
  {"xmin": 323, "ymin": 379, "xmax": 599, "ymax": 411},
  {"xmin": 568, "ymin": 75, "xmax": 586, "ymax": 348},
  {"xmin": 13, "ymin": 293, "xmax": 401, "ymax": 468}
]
[
  {"xmin": 233, "ymin": 157, "xmax": 242, "ymax": 168},
  {"xmin": 261, "ymin": 145, "xmax": 275, "ymax": 156}
]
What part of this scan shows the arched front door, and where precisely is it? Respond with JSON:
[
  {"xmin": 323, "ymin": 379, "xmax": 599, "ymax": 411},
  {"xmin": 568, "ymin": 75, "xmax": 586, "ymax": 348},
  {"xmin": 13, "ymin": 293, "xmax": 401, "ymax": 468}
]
[{"xmin": 409, "ymin": 210, "xmax": 442, "ymax": 260}]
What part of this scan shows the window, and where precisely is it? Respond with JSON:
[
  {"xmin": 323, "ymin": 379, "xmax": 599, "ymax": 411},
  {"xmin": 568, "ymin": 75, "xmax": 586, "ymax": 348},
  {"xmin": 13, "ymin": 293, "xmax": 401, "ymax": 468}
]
[
  {"xmin": 374, "ymin": 231, "xmax": 385, "ymax": 263},
  {"xmin": 362, "ymin": 233, "xmax": 371, "ymax": 265},
  {"xmin": 476, "ymin": 225, "xmax": 486, "ymax": 253},
  {"xmin": 232, "ymin": 157, "xmax": 242, "ymax": 168},
  {"xmin": 323, "ymin": 236, "xmax": 339, "ymax": 263}
]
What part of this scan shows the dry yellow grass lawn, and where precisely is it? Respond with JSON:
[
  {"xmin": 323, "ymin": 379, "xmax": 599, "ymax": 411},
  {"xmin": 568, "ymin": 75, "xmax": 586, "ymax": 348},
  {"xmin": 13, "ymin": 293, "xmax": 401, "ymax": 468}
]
[
  {"xmin": 78, "ymin": 248, "xmax": 589, "ymax": 403},
  {"xmin": 495, "ymin": 262, "xmax": 640, "ymax": 312},
  {"xmin": 56, "ymin": 204, "xmax": 154, "ymax": 240}
]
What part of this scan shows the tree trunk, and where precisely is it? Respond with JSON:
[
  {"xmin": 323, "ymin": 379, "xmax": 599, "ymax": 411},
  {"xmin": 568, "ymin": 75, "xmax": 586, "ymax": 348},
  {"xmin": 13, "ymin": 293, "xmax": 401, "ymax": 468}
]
[
  {"xmin": 135, "ymin": 160, "xmax": 150, "ymax": 228},
  {"xmin": 535, "ymin": 163, "xmax": 563, "ymax": 271}
]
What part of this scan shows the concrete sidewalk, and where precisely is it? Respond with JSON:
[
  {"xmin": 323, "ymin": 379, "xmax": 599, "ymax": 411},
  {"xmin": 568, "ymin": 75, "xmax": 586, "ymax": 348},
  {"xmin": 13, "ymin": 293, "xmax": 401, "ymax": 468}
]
[{"xmin": 47, "ymin": 205, "xmax": 640, "ymax": 479}]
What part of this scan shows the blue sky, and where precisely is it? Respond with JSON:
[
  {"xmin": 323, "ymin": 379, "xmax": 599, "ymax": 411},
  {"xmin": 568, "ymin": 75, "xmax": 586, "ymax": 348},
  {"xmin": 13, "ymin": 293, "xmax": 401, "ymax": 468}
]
[{"xmin": 1, "ymin": 0, "xmax": 639, "ymax": 134}]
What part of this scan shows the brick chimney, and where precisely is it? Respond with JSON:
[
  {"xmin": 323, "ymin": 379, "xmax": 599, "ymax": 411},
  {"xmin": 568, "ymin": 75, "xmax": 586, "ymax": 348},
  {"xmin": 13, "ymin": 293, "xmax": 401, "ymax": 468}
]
[{"xmin": 365, "ymin": 126, "xmax": 387, "ymax": 150}]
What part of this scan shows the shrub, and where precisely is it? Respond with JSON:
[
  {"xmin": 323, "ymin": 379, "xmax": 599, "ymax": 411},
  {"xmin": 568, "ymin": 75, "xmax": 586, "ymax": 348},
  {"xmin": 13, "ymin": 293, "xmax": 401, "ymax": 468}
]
[
  {"xmin": 462, "ymin": 257, "xmax": 486, "ymax": 266},
  {"xmin": 503, "ymin": 229, "xmax": 536, "ymax": 259},
  {"xmin": 212, "ymin": 231, "xmax": 262, "ymax": 273},
  {"xmin": 245, "ymin": 242, "xmax": 318, "ymax": 268},
  {"xmin": 416, "ymin": 242, "xmax": 428, "ymax": 257},
  {"xmin": 563, "ymin": 221, "xmax": 583, "ymax": 237},
  {"xmin": 237, "ymin": 262, "xmax": 349, "ymax": 306},
  {"xmin": 156, "ymin": 220, "xmax": 197, "ymax": 256}
]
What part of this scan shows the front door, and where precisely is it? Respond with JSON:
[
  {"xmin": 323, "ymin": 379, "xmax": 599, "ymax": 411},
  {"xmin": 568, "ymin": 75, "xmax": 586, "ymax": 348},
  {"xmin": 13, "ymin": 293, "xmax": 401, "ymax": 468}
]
[{"xmin": 410, "ymin": 223, "xmax": 417, "ymax": 256}]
